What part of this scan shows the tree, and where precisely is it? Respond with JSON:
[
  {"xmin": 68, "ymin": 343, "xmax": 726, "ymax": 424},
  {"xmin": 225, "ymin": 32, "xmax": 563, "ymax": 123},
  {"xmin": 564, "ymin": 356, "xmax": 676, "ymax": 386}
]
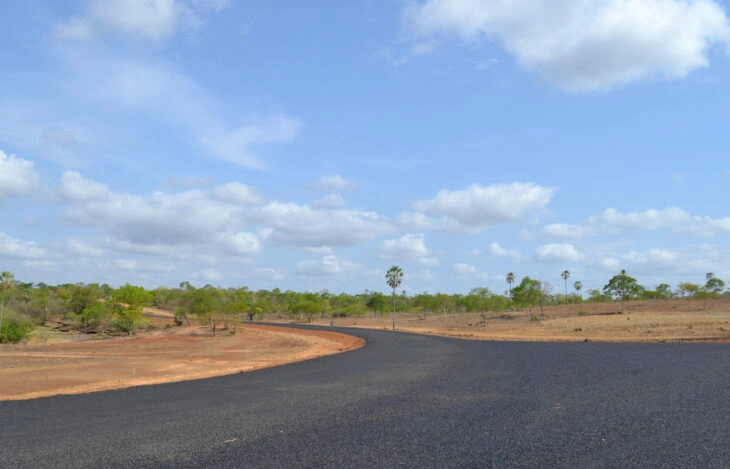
[
  {"xmin": 365, "ymin": 292, "xmax": 388, "ymax": 316},
  {"xmin": 538, "ymin": 281, "xmax": 553, "ymax": 317},
  {"xmin": 603, "ymin": 270, "xmax": 641, "ymax": 313},
  {"xmin": 506, "ymin": 272, "xmax": 515, "ymax": 294},
  {"xmin": 111, "ymin": 284, "xmax": 151, "ymax": 334},
  {"xmin": 561, "ymin": 270, "xmax": 570, "ymax": 304},
  {"xmin": 66, "ymin": 283, "xmax": 102, "ymax": 316},
  {"xmin": 433, "ymin": 292, "xmax": 454, "ymax": 318},
  {"xmin": 511, "ymin": 277, "xmax": 541, "ymax": 313},
  {"xmin": 705, "ymin": 277, "xmax": 725, "ymax": 296},
  {"xmin": 386, "ymin": 266, "xmax": 404, "ymax": 330},
  {"xmin": 676, "ymin": 282, "xmax": 700, "ymax": 297},
  {"xmin": 700, "ymin": 276, "xmax": 726, "ymax": 311},
  {"xmin": 573, "ymin": 280, "xmax": 583, "ymax": 299},
  {"xmin": 0, "ymin": 271, "xmax": 15, "ymax": 337},
  {"xmin": 654, "ymin": 283, "xmax": 673, "ymax": 299}
]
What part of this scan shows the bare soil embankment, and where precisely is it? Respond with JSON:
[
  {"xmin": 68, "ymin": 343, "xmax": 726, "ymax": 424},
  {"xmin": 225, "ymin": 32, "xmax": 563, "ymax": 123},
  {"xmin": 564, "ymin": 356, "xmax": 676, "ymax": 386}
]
[{"xmin": 0, "ymin": 321, "xmax": 363, "ymax": 401}]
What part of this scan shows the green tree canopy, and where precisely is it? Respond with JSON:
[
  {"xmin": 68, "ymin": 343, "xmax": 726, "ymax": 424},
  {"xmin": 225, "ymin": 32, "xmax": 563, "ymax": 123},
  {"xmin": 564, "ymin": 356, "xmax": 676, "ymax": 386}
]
[
  {"xmin": 603, "ymin": 270, "xmax": 641, "ymax": 312},
  {"xmin": 511, "ymin": 277, "xmax": 541, "ymax": 312}
]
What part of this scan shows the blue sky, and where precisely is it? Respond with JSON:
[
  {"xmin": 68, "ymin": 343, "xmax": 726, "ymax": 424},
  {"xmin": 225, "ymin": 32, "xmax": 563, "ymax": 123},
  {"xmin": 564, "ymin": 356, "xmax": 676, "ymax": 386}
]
[{"xmin": 2, "ymin": 0, "xmax": 730, "ymax": 295}]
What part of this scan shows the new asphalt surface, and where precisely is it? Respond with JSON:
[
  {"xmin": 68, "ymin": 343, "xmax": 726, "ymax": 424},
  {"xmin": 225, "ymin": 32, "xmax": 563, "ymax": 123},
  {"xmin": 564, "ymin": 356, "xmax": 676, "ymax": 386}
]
[{"xmin": 1, "ymin": 324, "xmax": 729, "ymax": 468}]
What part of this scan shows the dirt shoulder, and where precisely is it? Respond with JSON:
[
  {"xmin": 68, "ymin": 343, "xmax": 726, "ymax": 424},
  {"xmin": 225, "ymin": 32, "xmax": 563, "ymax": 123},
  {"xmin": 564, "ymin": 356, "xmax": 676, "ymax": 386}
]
[
  {"xmin": 296, "ymin": 298, "xmax": 730, "ymax": 343},
  {"xmin": 0, "ymin": 323, "xmax": 363, "ymax": 401}
]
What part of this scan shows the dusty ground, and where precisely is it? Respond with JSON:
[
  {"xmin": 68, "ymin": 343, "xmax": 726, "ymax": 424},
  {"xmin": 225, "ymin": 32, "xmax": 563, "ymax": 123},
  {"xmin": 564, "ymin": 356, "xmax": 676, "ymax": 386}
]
[
  {"xmin": 296, "ymin": 297, "xmax": 730, "ymax": 343},
  {"xmin": 0, "ymin": 321, "xmax": 363, "ymax": 401},
  {"xmin": 3, "ymin": 297, "xmax": 729, "ymax": 401}
]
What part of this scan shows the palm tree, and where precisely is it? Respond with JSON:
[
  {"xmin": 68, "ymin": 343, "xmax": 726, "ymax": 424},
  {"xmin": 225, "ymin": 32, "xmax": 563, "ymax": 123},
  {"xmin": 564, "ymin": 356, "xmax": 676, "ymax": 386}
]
[
  {"xmin": 706, "ymin": 272, "xmax": 715, "ymax": 282},
  {"xmin": 0, "ymin": 271, "xmax": 15, "ymax": 337},
  {"xmin": 561, "ymin": 270, "xmax": 570, "ymax": 304},
  {"xmin": 506, "ymin": 272, "xmax": 515, "ymax": 295},
  {"xmin": 386, "ymin": 266, "xmax": 404, "ymax": 330},
  {"xmin": 574, "ymin": 280, "xmax": 582, "ymax": 299}
]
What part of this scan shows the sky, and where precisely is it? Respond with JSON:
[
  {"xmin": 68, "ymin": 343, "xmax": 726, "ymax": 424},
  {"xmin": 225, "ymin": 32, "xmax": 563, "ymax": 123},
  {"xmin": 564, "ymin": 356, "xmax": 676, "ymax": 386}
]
[{"xmin": 1, "ymin": 0, "xmax": 730, "ymax": 295}]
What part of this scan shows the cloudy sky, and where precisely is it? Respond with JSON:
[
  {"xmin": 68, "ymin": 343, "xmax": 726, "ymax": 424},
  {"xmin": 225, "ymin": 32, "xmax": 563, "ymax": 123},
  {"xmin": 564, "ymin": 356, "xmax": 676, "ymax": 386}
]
[{"xmin": 2, "ymin": 0, "xmax": 730, "ymax": 294}]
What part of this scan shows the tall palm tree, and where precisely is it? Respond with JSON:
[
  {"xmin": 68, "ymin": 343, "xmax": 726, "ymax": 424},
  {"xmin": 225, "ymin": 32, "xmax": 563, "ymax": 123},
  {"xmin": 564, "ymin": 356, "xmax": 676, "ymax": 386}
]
[
  {"xmin": 0, "ymin": 271, "xmax": 15, "ymax": 337},
  {"xmin": 574, "ymin": 280, "xmax": 583, "ymax": 299},
  {"xmin": 706, "ymin": 272, "xmax": 715, "ymax": 282},
  {"xmin": 386, "ymin": 266, "xmax": 404, "ymax": 330},
  {"xmin": 506, "ymin": 272, "xmax": 515, "ymax": 295},
  {"xmin": 561, "ymin": 270, "xmax": 570, "ymax": 304}
]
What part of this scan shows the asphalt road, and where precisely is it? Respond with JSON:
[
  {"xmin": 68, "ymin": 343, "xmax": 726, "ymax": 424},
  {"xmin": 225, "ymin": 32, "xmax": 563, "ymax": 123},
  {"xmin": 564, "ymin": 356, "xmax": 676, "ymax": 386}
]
[{"xmin": 1, "ymin": 325, "xmax": 729, "ymax": 468}]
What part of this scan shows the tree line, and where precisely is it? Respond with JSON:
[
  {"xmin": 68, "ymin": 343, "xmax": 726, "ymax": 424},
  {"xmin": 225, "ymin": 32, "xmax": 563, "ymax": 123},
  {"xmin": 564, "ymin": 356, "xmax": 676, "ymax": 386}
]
[{"xmin": 0, "ymin": 268, "xmax": 727, "ymax": 343}]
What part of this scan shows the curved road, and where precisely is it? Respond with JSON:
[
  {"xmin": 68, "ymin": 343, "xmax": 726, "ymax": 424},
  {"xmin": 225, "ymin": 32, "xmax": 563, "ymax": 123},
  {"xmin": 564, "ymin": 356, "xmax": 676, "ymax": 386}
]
[{"xmin": 2, "ymin": 325, "xmax": 729, "ymax": 468}]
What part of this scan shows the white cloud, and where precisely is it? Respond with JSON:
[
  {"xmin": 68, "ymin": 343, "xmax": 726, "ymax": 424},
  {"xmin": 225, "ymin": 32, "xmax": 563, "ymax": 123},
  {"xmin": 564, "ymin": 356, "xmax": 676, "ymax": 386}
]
[
  {"xmin": 255, "ymin": 202, "xmax": 392, "ymax": 248},
  {"xmin": 420, "ymin": 257, "xmax": 441, "ymax": 267},
  {"xmin": 311, "ymin": 175, "xmax": 358, "ymax": 193},
  {"xmin": 315, "ymin": 194, "xmax": 346, "ymax": 208},
  {"xmin": 622, "ymin": 248, "xmax": 677, "ymax": 268},
  {"xmin": 377, "ymin": 233, "xmax": 429, "ymax": 259},
  {"xmin": 64, "ymin": 54, "xmax": 300, "ymax": 169},
  {"xmin": 22, "ymin": 260, "xmax": 56, "ymax": 272},
  {"xmin": 0, "ymin": 150, "xmax": 39, "ymax": 202},
  {"xmin": 543, "ymin": 207, "xmax": 730, "ymax": 238},
  {"xmin": 543, "ymin": 223, "xmax": 590, "ymax": 239},
  {"xmin": 200, "ymin": 115, "xmax": 301, "ymax": 168},
  {"xmin": 214, "ymin": 232, "xmax": 262, "ymax": 256},
  {"xmin": 599, "ymin": 256, "xmax": 621, "ymax": 271},
  {"xmin": 167, "ymin": 176, "xmax": 211, "ymax": 187},
  {"xmin": 197, "ymin": 267, "xmax": 222, "ymax": 282},
  {"xmin": 595, "ymin": 246, "xmax": 712, "ymax": 276},
  {"xmin": 107, "ymin": 239, "xmax": 179, "ymax": 257},
  {"xmin": 57, "ymin": 0, "xmax": 179, "ymax": 42},
  {"xmin": 64, "ymin": 187, "xmax": 243, "ymax": 245},
  {"xmin": 407, "ymin": 0, "xmax": 730, "ymax": 91},
  {"xmin": 417, "ymin": 269, "xmax": 436, "ymax": 282},
  {"xmin": 452, "ymin": 262, "xmax": 489, "ymax": 281},
  {"xmin": 59, "ymin": 171, "xmax": 110, "ymax": 203},
  {"xmin": 116, "ymin": 259, "xmax": 175, "ymax": 272},
  {"xmin": 55, "ymin": 0, "xmax": 230, "ymax": 43},
  {"xmin": 254, "ymin": 267, "xmax": 286, "ymax": 281},
  {"xmin": 488, "ymin": 242, "xmax": 521, "ymax": 259},
  {"xmin": 295, "ymin": 255, "xmax": 361, "ymax": 277},
  {"xmin": 394, "ymin": 211, "xmax": 466, "ymax": 232},
  {"xmin": 60, "ymin": 173, "xmax": 252, "ymax": 250},
  {"xmin": 212, "ymin": 182, "xmax": 262, "ymax": 206},
  {"xmin": 535, "ymin": 243, "xmax": 585, "ymax": 262},
  {"xmin": 65, "ymin": 238, "xmax": 105, "ymax": 257},
  {"xmin": 0, "ymin": 232, "xmax": 47, "ymax": 259},
  {"xmin": 413, "ymin": 182, "xmax": 556, "ymax": 229}
]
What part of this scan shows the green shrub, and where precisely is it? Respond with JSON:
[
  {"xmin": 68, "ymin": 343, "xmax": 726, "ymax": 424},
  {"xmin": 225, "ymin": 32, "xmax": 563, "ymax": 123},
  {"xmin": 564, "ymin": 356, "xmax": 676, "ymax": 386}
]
[
  {"xmin": 0, "ymin": 312, "xmax": 34, "ymax": 344},
  {"xmin": 577, "ymin": 311, "xmax": 588, "ymax": 316},
  {"xmin": 108, "ymin": 316, "xmax": 136, "ymax": 335}
]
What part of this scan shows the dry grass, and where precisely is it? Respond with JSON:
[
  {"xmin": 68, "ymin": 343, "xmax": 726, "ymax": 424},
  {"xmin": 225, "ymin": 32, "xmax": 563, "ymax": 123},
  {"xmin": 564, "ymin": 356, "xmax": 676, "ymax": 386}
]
[{"xmin": 294, "ymin": 297, "xmax": 730, "ymax": 343}]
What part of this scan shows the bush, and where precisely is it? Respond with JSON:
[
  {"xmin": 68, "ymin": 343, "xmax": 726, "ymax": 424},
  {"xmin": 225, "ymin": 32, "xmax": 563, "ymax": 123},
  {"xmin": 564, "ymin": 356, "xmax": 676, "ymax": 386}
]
[
  {"xmin": 108, "ymin": 316, "xmax": 135, "ymax": 335},
  {"xmin": 0, "ymin": 312, "xmax": 34, "ymax": 344}
]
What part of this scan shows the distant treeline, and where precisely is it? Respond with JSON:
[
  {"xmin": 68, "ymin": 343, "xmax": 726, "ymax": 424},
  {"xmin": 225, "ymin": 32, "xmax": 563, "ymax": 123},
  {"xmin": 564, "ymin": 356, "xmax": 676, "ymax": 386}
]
[{"xmin": 0, "ymin": 269, "xmax": 726, "ymax": 343}]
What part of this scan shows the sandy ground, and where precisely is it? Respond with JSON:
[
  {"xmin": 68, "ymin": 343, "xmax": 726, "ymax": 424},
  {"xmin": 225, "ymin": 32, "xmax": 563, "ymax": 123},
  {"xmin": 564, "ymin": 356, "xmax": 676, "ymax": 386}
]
[
  {"xmin": 3, "ymin": 297, "xmax": 729, "ymax": 401},
  {"xmin": 297, "ymin": 297, "xmax": 730, "ymax": 343},
  {"xmin": 0, "ymin": 322, "xmax": 363, "ymax": 401}
]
